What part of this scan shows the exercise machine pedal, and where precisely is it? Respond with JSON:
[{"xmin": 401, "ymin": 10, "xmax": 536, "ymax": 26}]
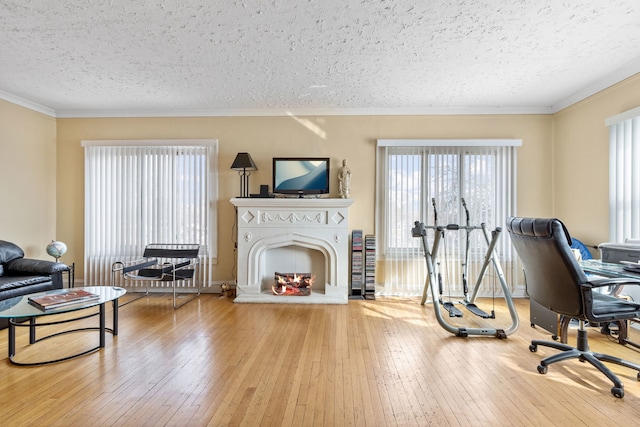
[
  {"xmin": 442, "ymin": 301, "xmax": 463, "ymax": 317},
  {"xmin": 464, "ymin": 303, "xmax": 495, "ymax": 319}
]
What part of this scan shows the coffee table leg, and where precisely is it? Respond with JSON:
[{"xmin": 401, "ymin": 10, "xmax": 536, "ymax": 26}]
[
  {"xmin": 113, "ymin": 299, "xmax": 119, "ymax": 336},
  {"xmin": 99, "ymin": 303, "xmax": 106, "ymax": 348},
  {"xmin": 8, "ymin": 319, "xmax": 15, "ymax": 358},
  {"xmin": 29, "ymin": 317, "xmax": 36, "ymax": 344}
]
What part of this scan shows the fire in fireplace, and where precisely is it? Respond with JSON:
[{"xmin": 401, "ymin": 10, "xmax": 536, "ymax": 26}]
[{"xmin": 273, "ymin": 272, "xmax": 314, "ymax": 296}]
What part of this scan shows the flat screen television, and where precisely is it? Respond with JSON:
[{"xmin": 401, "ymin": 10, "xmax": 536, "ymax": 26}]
[{"xmin": 272, "ymin": 157, "xmax": 330, "ymax": 196}]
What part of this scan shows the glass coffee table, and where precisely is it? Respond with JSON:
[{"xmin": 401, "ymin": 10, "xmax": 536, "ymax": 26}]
[{"xmin": 0, "ymin": 286, "xmax": 126, "ymax": 366}]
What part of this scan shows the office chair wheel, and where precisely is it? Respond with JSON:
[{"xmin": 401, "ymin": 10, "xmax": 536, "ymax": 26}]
[
  {"xmin": 611, "ymin": 387, "xmax": 624, "ymax": 398},
  {"xmin": 537, "ymin": 365, "xmax": 547, "ymax": 374},
  {"xmin": 529, "ymin": 344, "xmax": 537, "ymax": 352}
]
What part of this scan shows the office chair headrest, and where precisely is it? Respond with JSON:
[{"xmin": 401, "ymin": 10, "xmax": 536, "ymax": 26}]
[{"xmin": 506, "ymin": 217, "xmax": 572, "ymax": 245}]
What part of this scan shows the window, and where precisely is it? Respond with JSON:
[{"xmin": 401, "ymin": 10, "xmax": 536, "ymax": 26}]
[
  {"xmin": 82, "ymin": 139, "xmax": 218, "ymax": 287},
  {"xmin": 606, "ymin": 107, "xmax": 640, "ymax": 242},
  {"xmin": 375, "ymin": 139, "xmax": 521, "ymax": 296}
]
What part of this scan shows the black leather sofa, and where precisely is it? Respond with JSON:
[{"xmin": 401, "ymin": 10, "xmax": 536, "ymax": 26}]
[{"xmin": 0, "ymin": 240, "xmax": 69, "ymax": 329}]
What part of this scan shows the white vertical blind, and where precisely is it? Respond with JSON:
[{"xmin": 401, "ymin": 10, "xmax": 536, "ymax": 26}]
[
  {"xmin": 83, "ymin": 140, "xmax": 217, "ymax": 287},
  {"xmin": 607, "ymin": 115, "xmax": 640, "ymax": 242},
  {"xmin": 375, "ymin": 140, "xmax": 522, "ymax": 297}
]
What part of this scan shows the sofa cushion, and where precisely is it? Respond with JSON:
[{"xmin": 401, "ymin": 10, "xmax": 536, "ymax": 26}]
[
  {"xmin": 0, "ymin": 275, "xmax": 51, "ymax": 292},
  {"xmin": 6, "ymin": 258, "xmax": 69, "ymax": 275},
  {"xmin": 0, "ymin": 241, "xmax": 24, "ymax": 264}
]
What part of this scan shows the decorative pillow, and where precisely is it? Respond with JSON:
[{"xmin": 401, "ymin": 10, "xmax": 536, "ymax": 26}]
[{"xmin": 0, "ymin": 240, "xmax": 24, "ymax": 264}]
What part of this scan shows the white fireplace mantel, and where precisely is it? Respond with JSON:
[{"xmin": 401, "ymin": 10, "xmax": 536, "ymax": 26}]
[{"xmin": 231, "ymin": 197, "xmax": 353, "ymax": 304}]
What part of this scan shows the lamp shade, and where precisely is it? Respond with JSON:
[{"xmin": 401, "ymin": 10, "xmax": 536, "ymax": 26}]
[{"xmin": 231, "ymin": 152, "xmax": 258, "ymax": 171}]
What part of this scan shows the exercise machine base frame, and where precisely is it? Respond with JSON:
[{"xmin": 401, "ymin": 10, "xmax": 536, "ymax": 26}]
[{"xmin": 412, "ymin": 221, "xmax": 519, "ymax": 338}]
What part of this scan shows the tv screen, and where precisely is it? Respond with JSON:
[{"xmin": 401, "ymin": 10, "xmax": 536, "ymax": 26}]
[{"xmin": 272, "ymin": 157, "xmax": 330, "ymax": 196}]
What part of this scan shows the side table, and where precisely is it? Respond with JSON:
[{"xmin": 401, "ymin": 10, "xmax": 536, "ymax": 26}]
[{"xmin": 64, "ymin": 262, "xmax": 75, "ymax": 288}]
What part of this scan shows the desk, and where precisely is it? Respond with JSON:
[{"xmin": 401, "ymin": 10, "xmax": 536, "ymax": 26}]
[
  {"xmin": 581, "ymin": 259, "xmax": 640, "ymax": 281},
  {"xmin": 579, "ymin": 260, "xmax": 639, "ymax": 347}
]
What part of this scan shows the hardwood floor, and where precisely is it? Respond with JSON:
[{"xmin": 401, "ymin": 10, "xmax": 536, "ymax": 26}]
[{"xmin": 1, "ymin": 293, "xmax": 640, "ymax": 426}]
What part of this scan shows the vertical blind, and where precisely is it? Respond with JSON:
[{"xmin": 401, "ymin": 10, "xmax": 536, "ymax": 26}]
[
  {"xmin": 375, "ymin": 139, "xmax": 523, "ymax": 297},
  {"xmin": 83, "ymin": 140, "xmax": 217, "ymax": 287},
  {"xmin": 606, "ymin": 108, "xmax": 640, "ymax": 242}
]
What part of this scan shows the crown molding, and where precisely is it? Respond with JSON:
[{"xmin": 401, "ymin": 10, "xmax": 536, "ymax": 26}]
[
  {"xmin": 0, "ymin": 90, "xmax": 56, "ymax": 117},
  {"xmin": 551, "ymin": 60, "xmax": 640, "ymax": 113},
  {"xmin": 53, "ymin": 105, "xmax": 552, "ymax": 118},
  {"xmin": 4, "ymin": 65, "xmax": 640, "ymax": 119}
]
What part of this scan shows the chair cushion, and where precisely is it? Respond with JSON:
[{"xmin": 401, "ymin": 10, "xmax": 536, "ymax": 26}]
[
  {"xmin": 138, "ymin": 267, "xmax": 194, "ymax": 281},
  {"xmin": 139, "ymin": 266, "xmax": 172, "ymax": 278},
  {"xmin": 0, "ymin": 241, "xmax": 24, "ymax": 264},
  {"xmin": 590, "ymin": 292, "xmax": 640, "ymax": 318}
]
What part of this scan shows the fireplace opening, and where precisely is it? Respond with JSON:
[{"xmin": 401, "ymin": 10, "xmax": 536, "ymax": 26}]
[
  {"xmin": 261, "ymin": 245, "xmax": 326, "ymax": 295},
  {"xmin": 273, "ymin": 272, "xmax": 314, "ymax": 296}
]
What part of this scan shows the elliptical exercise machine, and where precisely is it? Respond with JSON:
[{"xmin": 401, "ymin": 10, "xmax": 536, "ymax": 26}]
[{"xmin": 411, "ymin": 198, "xmax": 519, "ymax": 338}]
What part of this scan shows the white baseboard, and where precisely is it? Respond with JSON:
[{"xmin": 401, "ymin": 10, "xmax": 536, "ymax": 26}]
[{"xmin": 72, "ymin": 279, "xmax": 236, "ymax": 294}]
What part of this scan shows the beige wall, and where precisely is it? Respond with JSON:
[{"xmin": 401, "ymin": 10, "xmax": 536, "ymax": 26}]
[
  {"xmin": 553, "ymin": 73, "xmax": 640, "ymax": 248},
  {"xmin": 0, "ymin": 100, "xmax": 57, "ymax": 258},
  {"xmin": 6, "ymin": 74, "xmax": 640, "ymax": 282},
  {"xmin": 13, "ymin": 73, "xmax": 640, "ymax": 284},
  {"xmin": 56, "ymin": 114, "xmax": 553, "ymax": 282}
]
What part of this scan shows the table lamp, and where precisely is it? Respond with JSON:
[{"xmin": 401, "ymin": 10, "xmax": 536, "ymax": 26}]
[{"xmin": 231, "ymin": 152, "xmax": 258, "ymax": 198}]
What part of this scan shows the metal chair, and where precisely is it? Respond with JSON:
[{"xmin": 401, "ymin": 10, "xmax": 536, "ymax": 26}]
[
  {"xmin": 506, "ymin": 217, "xmax": 640, "ymax": 398},
  {"xmin": 111, "ymin": 244, "xmax": 200, "ymax": 309}
]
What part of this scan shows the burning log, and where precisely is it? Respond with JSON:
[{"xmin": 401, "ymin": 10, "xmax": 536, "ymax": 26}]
[{"xmin": 273, "ymin": 272, "xmax": 313, "ymax": 296}]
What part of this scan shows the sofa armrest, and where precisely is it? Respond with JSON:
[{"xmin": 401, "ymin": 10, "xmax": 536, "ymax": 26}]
[{"xmin": 5, "ymin": 258, "xmax": 69, "ymax": 275}]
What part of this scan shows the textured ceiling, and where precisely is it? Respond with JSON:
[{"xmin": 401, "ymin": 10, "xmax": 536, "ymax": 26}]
[{"xmin": 1, "ymin": 0, "xmax": 640, "ymax": 117}]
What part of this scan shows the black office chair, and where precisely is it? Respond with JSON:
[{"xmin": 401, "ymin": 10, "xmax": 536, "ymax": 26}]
[{"xmin": 506, "ymin": 217, "xmax": 640, "ymax": 398}]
